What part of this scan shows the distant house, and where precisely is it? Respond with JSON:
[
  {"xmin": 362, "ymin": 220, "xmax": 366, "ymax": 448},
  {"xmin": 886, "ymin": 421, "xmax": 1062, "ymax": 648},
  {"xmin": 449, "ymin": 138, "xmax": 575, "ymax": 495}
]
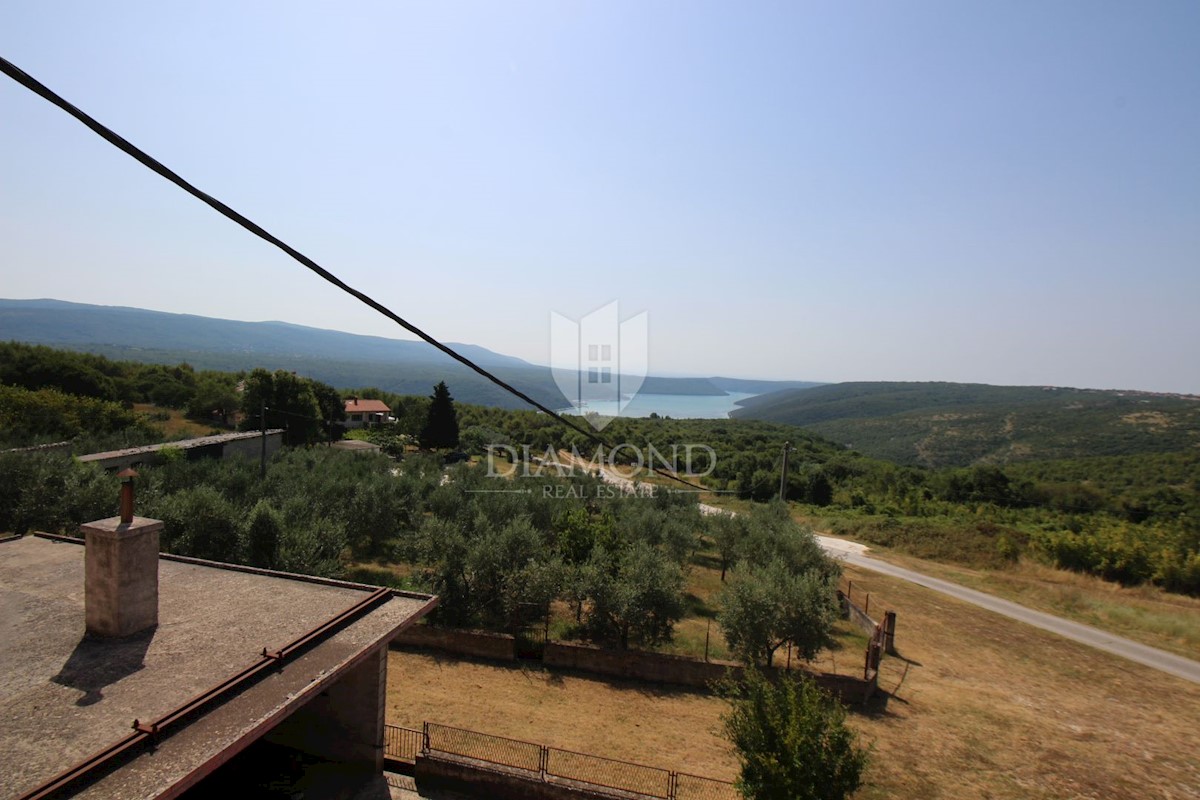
[{"xmin": 343, "ymin": 397, "xmax": 393, "ymax": 429}]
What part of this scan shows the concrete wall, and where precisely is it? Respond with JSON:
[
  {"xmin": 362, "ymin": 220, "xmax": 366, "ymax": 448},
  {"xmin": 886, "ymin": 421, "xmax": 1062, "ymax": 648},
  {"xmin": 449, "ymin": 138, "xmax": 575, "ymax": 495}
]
[
  {"xmin": 223, "ymin": 432, "xmax": 283, "ymax": 461},
  {"xmin": 839, "ymin": 590, "xmax": 880, "ymax": 637},
  {"xmin": 392, "ymin": 626, "xmax": 875, "ymax": 704},
  {"xmin": 265, "ymin": 645, "xmax": 387, "ymax": 770},
  {"xmin": 392, "ymin": 625, "xmax": 516, "ymax": 661},
  {"xmin": 543, "ymin": 641, "xmax": 875, "ymax": 704},
  {"xmin": 80, "ymin": 431, "xmax": 284, "ymax": 472},
  {"xmin": 544, "ymin": 641, "xmax": 733, "ymax": 688},
  {"xmin": 415, "ymin": 754, "xmax": 613, "ymax": 800}
]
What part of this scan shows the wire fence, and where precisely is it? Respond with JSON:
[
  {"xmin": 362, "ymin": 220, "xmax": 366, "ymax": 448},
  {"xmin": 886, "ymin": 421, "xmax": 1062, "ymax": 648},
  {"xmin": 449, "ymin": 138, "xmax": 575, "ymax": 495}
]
[
  {"xmin": 385, "ymin": 722, "xmax": 739, "ymax": 799},
  {"xmin": 674, "ymin": 772, "xmax": 743, "ymax": 800}
]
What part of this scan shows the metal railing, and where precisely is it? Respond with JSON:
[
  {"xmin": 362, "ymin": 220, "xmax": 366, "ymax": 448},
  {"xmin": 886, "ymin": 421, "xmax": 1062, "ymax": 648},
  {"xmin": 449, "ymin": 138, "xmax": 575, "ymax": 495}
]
[
  {"xmin": 674, "ymin": 772, "xmax": 742, "ymax": 800},
  {"xmin": 426, "ymin": 722, "xmax": 544, "ymax": 773},
  {"xmin": 384, "ymin": 722, "xmax": 738, "ymax": 800},
  {"xmin": 384, "ymin": 725, "xmax": 424, "ymax": 763},
  {"xmin": 546, "ymin": 746, "xmax": 672, "ymax": 798}
]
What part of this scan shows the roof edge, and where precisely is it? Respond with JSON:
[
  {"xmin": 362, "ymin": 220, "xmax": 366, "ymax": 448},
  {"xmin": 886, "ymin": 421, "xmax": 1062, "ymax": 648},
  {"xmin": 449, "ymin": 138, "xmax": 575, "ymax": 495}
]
[{"xmin": 30, "ymin": 532, "xmax": 434, "ymax": 601}]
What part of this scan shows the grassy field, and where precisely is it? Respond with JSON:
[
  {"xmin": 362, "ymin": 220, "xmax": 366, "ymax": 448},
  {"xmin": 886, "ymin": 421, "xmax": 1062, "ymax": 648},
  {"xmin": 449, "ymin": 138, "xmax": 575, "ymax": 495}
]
[
  {"xmin": 871, "ymin": 551, "xmax": 1200, "ymax": 661},
  {"xmin": 387, "ymin": 560, "xmax": 1200, "ymax": 799},
  {"xmin": 701, "ymin": 493, "xmax": 1200, "ymax": 662},
  {"xmin": 132, "ymin": 403, "xmax": 222, "ymax": 439}
]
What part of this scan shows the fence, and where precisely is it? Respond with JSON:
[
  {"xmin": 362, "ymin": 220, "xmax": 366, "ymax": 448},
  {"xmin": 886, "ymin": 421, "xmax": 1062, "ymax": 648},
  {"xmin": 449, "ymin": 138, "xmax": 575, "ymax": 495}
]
[
  {"xmin": 426, "ymin": 722, "xmax": 543, "ymax": 773},
  {"xmin": 838, "ymin": 578, "xmax": 897, "ymax": 679},
  {"xmin": 385, "ymin": 725, "xmax": 424, "ymax": 763},
  {"xmin": 386, "ymin": 722, "xmax": 738, "ymax": 800}
]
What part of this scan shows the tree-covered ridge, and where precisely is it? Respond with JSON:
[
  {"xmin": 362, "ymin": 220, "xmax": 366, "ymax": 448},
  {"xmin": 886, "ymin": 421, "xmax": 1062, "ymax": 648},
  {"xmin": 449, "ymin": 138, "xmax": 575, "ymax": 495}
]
[
  {"xmin": 3, "ymin": 342, "xmax": 1197, "ymax": 595},
  {"xmin": 0, "ymin": 299, "xmax": 815, "ymax": 408},
  {"xmin": 0, "ymin": 342, "xmax": 346, "ymax": 449},
  {"xmin": 733, "ymin": 381, "xmax": 1200, "ymax": 467}
]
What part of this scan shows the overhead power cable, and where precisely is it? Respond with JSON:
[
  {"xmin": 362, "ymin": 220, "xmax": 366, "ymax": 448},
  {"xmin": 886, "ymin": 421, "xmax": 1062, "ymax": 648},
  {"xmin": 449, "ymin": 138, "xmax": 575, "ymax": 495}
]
[{"xmin": 0, "ymin": 56, "xmax": 709, "ymax": 492}]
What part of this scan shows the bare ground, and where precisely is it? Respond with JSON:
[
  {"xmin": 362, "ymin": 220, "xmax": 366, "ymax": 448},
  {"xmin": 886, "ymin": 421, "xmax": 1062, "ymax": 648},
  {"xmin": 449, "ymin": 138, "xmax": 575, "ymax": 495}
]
[{"xmin": 387, "ymin": 562, "xmax": 1200, "ymax": 799}]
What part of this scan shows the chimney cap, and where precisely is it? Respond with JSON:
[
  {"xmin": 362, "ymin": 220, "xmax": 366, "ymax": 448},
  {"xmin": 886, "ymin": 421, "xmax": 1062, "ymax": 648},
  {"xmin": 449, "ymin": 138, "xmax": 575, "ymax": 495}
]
[{"xmin": 117, "ymin": 468, "xmax": 139, "ymax": 480}]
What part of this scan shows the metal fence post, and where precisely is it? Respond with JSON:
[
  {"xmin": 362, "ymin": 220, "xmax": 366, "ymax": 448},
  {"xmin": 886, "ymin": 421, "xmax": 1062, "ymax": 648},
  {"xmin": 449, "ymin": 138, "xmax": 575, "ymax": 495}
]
[
  {"xmin": 422, "ymin": 720, "xmax": 430, "ymax": 753},
  {"xmin": 540, "ymin": 745, "xmax": 548, "ymax": 779},
  {"xmin": 668, "ymin": 771, "xmax": 677, "ymax": 799}
]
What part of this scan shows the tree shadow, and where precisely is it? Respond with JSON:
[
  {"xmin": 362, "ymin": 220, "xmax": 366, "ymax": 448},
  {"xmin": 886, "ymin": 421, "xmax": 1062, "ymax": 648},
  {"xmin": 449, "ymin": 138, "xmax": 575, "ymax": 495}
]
[
  {"xmin": 52, "ymin": 626, "xmax": 156, "ymax": 706},
  {"xmin": 852, "ymin": 689, "xmax": 905, "ymax": 719},
  {"xmin": 684, "ymin": 592, "xmax": 717, "ymax": 619}
]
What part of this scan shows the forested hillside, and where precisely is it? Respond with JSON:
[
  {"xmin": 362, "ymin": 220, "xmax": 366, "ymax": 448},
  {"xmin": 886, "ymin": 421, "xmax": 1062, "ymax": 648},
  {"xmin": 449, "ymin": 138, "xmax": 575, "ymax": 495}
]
[
  {"xmin": 3, "ymin": 343, "xmax": 1197, "ymax": 596},
  {"xmin": 734, "ymin": 381, "xmax": 1200, "ymax": 467},
  {"xmin": 0, "ymin": 299, "xmax": 810, "ymax": 407}
]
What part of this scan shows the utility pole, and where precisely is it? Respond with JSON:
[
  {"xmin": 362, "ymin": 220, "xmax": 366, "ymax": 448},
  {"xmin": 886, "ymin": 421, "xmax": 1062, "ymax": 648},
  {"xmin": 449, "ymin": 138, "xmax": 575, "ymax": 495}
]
[
  {"xmin": 779, "ymin": 441, "xmax": 791, "ymax": 502},
  {"xmin": 260, "ymin": 400, "xmax": 267, "ymax": 479}
]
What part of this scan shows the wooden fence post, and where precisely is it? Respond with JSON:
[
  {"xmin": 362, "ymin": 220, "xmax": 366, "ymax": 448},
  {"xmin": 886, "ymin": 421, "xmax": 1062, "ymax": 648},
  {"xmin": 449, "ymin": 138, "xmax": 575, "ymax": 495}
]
[{"xmin": 884, "ymin": 610, "xmax": 897, "ymax": 654}]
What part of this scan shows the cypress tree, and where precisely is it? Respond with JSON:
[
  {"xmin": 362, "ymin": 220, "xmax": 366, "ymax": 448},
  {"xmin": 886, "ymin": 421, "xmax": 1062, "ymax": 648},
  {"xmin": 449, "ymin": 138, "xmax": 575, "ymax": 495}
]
[{"xmin": 420, "ymin": 381, "xmax": 460, "ymax": 450}]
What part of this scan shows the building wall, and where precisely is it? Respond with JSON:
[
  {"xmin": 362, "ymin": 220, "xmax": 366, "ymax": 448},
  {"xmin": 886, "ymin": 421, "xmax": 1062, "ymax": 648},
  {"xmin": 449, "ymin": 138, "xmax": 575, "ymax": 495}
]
[
  {"xmin": 80, "ymin": 431, "xmax": 284, "ymax": 471},
  {"xmin": 222, "ymin": 432, "xmax": 283, "ymax": 462},
  {"xmin": 264, "ymin": 645, "xmax": 388, "ymax": 770}
]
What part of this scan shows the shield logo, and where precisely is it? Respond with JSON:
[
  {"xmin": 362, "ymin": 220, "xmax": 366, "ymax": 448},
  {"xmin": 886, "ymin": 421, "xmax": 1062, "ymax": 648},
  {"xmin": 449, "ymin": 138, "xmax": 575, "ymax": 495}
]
[{"xmin": 550, "ymin": 301, "xmax": 648, "ymax": 431}]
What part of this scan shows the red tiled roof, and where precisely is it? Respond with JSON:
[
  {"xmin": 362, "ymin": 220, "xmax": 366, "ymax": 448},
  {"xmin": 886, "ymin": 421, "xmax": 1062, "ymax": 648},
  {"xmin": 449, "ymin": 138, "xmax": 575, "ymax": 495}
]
[{"xmin": 344, "ymin": 399, "xmax": 391, "ymax": 413}]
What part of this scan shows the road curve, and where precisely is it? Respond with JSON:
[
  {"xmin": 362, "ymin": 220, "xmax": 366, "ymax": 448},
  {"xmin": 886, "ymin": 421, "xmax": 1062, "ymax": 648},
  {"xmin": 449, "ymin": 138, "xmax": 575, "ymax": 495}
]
[
  {"xmin": 834, "ymin": 550, "xmax": 1200, "ymax": 685},
  {"xmin": 571, "ymin": 456, "xmax": 1200, "ymax": 684}
]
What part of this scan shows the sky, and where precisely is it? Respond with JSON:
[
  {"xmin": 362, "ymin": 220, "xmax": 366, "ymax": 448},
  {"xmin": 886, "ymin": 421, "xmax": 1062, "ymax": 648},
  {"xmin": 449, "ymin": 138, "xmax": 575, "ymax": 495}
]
[{"xmin": 1, "ymin": 2, "xmax": 1198, "ymax": 394}]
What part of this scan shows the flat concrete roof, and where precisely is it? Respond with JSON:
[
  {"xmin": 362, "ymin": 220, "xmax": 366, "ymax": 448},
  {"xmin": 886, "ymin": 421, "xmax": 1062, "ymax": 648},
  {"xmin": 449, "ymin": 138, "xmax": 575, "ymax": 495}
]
[
  {"xmin": 0, "ymin": 535, "xmax": 434, "ymax": 800},
  {"xmin": 330, "ymin": 439, "xmax": 384, "ymax": 452},
  {"xmin": 78, "ymin": 430, "xmax": 286, "ymax": 463}
]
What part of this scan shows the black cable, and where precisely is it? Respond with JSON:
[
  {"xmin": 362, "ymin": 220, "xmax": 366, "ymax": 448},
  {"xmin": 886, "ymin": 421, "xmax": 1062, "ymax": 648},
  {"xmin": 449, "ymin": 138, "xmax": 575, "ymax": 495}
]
[{"xmin": 0, "ymin": 56, "xmax": 710, "ymax": 492}]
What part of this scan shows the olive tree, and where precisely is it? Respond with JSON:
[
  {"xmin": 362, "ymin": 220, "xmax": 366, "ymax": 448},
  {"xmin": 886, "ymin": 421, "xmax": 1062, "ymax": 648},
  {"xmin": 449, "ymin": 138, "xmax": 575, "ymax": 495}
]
[{"xmin": 721, "ymin": 668, "xmax": 868, "ymax": 800}]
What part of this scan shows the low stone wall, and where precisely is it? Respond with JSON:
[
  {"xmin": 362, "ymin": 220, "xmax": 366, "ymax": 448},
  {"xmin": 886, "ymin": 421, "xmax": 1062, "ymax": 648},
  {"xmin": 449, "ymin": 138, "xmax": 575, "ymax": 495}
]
[
  {"xmin": 392, "ymin": 628, "xmax": 876, "ymax": 703},
  {"xmin": 543, "ymin": 641, "xmax": 875, "ymax": 704},
  {"xmin": 839, "ymin": 590, "xmax": 879, "ymax": 637},
  {"xmin": 415, "ymin": 754, "xmax": 610, "ymax": 800},
  {"xmin": 393, "ymin": 624, "xmax": 516, "ymax": 661},
  {"xmin": 544, "ymin": 641, "xmax": 732, "ymax": 688}
]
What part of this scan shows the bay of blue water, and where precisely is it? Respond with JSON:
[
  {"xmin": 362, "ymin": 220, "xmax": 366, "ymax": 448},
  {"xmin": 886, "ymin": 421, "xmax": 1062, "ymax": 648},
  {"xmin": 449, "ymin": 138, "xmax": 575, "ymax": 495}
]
[{"xmin": 557, "ymin": 391, "xmax": 756, "ymax": 420}]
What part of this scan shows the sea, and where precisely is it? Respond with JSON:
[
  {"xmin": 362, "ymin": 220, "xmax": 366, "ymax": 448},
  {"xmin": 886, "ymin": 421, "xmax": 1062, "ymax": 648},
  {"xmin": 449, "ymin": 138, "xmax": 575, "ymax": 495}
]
[{"xmin": 557, "ymin": 391, "xmax": 756, "ymax": 420}]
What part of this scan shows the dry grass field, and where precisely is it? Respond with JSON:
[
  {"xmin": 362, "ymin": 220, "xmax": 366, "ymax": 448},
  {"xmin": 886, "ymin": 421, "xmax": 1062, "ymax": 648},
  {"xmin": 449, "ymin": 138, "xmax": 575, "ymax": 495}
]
[
  {"xmin": 388, "ymin": 561, "xmax": 1200, "ymax": 799},
  {"xmin": 132, "ymin": 403, "xmax": 221, "ymax": 439},
  {"xmin": 871, "ymin": 552, "xmax": 1200, "ymax": 660}
]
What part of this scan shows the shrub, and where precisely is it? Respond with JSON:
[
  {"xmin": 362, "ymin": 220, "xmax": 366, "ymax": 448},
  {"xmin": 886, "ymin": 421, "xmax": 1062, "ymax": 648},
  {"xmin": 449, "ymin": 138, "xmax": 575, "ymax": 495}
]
[{"xmin": 720, "ymin": 667, "xmax": 869, "ymax": 800}]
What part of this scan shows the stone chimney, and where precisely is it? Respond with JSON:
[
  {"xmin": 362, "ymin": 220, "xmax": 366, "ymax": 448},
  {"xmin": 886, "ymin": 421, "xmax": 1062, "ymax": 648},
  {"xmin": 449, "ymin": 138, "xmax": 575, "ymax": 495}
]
[{"xmin": 82, "ymin": 469, "xmax": 161, "ymax": 638}]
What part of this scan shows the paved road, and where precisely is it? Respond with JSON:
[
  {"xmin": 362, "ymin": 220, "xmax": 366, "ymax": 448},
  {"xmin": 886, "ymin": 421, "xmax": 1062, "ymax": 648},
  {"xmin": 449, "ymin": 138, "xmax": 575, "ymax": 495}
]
[
  {"xmin": 832, "ymin": 549, "xmax": 1200, "ymax": 685},
  {"xmin": 573, "ymin": 457, "xmax": 1200, "ymax": 684}
]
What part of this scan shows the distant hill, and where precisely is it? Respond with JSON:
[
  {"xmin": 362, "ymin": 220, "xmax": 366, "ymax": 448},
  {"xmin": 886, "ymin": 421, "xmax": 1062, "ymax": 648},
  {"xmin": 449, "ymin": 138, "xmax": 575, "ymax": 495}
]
[
  {"xmin": 732, "ymin": 381, "xmax": 1200, "ymax": 467},
  {"xmin": 0, "ymin": 299, "xmax": 809, "ymax": 410},
  {"xmin": 708, "ymin": 376, "xmax": 824, "ymax": 394}
]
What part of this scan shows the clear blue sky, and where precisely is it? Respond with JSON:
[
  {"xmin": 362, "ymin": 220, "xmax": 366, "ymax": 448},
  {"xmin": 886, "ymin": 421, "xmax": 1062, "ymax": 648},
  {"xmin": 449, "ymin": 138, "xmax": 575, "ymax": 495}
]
[{"xmin": 2, "ymin": 2, "xmax": 1198, "ymax": 393}]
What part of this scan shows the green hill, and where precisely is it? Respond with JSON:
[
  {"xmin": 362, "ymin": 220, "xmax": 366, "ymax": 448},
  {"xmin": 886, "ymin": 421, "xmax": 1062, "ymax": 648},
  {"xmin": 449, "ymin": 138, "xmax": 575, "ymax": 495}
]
[
  {"xmin": 732, "ymin": 381, "xmax": 1200, "ymax": 467},
  {"xmin": 0, "ymin": 299, "xmax": 811, "ymax": 409}
]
